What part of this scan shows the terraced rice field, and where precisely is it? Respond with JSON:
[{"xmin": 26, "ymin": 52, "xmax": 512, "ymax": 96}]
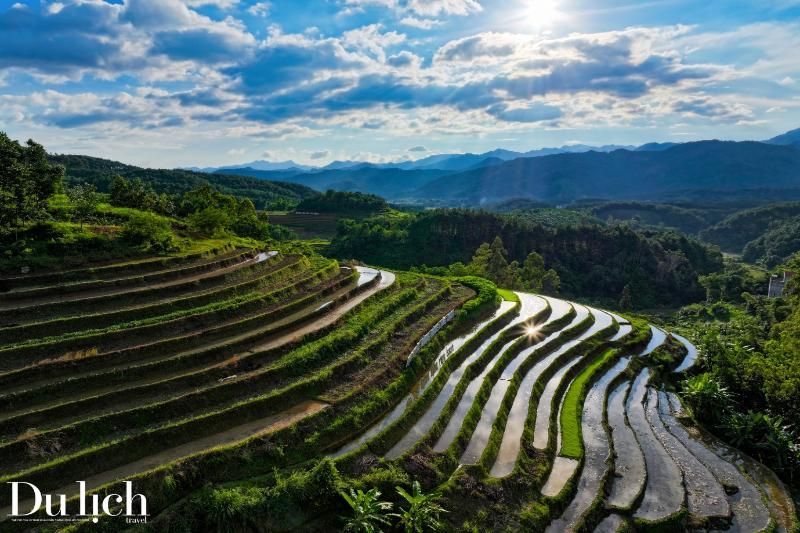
[{"xmin": 0, "ymin": 251, "xmax": 795, "ymax": 531}]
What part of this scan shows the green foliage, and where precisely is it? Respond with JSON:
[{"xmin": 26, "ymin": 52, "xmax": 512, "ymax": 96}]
[
  {"xmin": 296, "ymin": 189, "xmax": 388, "ymax": 214},
  {"xmin": 188, "ymin": 207, "xmax": 230, "ymax": 236},
  {"xmin": 0, "ymin": 132, "xmax": 64, "ymax": 235},
  {"xmin": 196, "ymin": 486, "xmax": 263, "ymax": 533},
  {"xmin": 340, "ymin": 487, "xmax": 394, "ymax": 533},
  {"xmin": 395, "ymin": 480, "xmax": 447, "ymax": 533},
  {"xmin": 742, "ymin": 215, "xmax": 800, "ymax": 267},
  {"xmin": 587, "ymin": 201, "xmax": 711, "ymax": 234},
  {"xmin": 682, "ymin": 373, "xmax": 733, "ymax": 426},
  {"xmin": 700, "ymin": 202, "xmax": 800, "ymax": 253},
  {"xmin": 329, "ymin": 209, "xmax": 719, "ymax": 307},
  {"xmin": 121, "ymin": 212, "xmax": 176, "ymax": 252},
  {"xmin": 110, "ymin": 175, "xmax": 174, "ymax": 215},
  {"xmin": 560, "ymin": 349, "xmax": 618, "ymax": 458},
  {"xmin": 66, "ymin": 183, "xmax": 100, "ymax": 228},
  {"xmin": 699, "ymin": 261, "xmax": 769, "ymax": 302},
  {"xmin": 52, "ymin": 153, "xmax": 316, "ymax": 210},
  {"xmin": 619, "ymin": 284, "xmax": 633, "ymax": 310}
]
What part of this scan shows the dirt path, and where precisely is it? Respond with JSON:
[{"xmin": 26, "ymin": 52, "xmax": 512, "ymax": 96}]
[{"xmin": 0, "ymin": 400, "xmax": 328, "ymax": 521}]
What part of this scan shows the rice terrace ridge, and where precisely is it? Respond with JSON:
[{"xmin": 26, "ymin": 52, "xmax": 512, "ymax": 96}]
[{"xmin": 0, "ymin": 0, "xmax": 799, "ymax": 531}]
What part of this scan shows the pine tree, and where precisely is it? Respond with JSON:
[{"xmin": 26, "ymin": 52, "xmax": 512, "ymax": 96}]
[{"xmin": 619, "ymin": 284, "xmax": 633, "ymax": 310}]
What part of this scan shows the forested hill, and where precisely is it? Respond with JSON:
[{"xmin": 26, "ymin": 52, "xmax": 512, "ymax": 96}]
[
  {"xmin": 51, "ymin": 154, "xmax": 319, "ymax": 209},
  {"xmin": 328, "ymin": 209, "xmax": 723, "ymax": 307},
  {"xmin": 415, "ymin": 141, "xmax": 800, "ymax": 204}
]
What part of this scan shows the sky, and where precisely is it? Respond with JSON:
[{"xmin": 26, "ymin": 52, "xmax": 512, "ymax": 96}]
[{"xmin": 0, "ymin": 0, "xmax": 799, "ymax": 168}]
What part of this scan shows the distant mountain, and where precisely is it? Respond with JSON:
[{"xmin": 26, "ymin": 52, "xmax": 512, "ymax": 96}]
[
  {"xmin": 413, "ymin": 141, "xmax": 800, "ymax": 204},
  {"xmin": 53, "ymin": 155, "xmax": 318, "ymax": 209},
  {"xmin": 766, "ymin": 127, "xmax": 800, "ymax": 148},
  {"xmin": 215, "ymin": 166, "xmax": 451, "ymax": 199},
  {"xmin": 635, "ymin": 142, "xmax": 679, "ymax": 151},
  {"xmin": 188, "ymin": 159, "xmax": 312, "ymax": 173}
]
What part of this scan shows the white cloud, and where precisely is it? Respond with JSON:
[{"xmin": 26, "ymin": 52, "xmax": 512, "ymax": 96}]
[
  {"xmin": 399, "ymin": 16, "xmax": 442, "ymax": 29},
  {"xmin": 247, "ymin": 2, "xmax": 271, "ymax": 17},
  {"xmin": 407, "ymin": 0, "xmax": 481, "ymax": 16},
  {"xmin": 227, "ymin": 147, "xmax": 246, "ymax": 155},
  {"xmin": 779, "ymin": 76, "xmax": 795, "ymax": 85}
]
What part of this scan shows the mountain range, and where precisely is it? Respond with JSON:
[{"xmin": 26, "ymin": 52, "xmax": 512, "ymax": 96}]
[{"xmin": 182, "ymin": 130, "xmax": 800, "ymax": 206}]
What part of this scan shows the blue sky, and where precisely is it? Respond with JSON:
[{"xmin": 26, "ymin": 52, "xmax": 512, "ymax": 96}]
[{"xmin": 1, "ymin": 0, "xmax": 799, "ymax": 167}]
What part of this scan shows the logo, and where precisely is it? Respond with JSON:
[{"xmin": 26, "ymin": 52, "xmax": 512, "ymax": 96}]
[{"xmin": 6, "ymin": 481, "xmax": 148, "ymax": 524}]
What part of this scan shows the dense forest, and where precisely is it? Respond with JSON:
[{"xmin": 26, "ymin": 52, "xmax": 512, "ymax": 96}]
[
  {"xmin": 51, "ymin": 154, "xmax": 318, "ymax": 210},
  {"xmin": 328, "ymin": 209, "xmax": 723, "ymax": 308},
  {"xmin": 294, "ymin": 190, "xmax": 388, "ymax": 214}
]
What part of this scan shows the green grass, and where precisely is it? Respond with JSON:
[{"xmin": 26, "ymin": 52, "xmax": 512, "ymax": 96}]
[
  {"xmin": 559, "ymin": 348, "xmax": 617, "ymax": 458},
  {"xmin": 497, "ymin": 288, "xmax": 519, "ymax": 302}
]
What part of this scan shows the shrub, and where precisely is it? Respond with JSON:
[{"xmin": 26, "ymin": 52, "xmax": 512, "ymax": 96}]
[{"xmin": 121, "ymin": 212, "xmax": 175, "ymax": 252}]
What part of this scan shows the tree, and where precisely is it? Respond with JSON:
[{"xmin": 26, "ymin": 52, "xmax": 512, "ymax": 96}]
[
  {"xmin": 340, "ymin": 488, "xmax": 394, "ymax": 533},
  {"xmin": 0, "ymin": 132, "xmax": 63, "ymax": 235},
  {"xmin": 121, "ymin": 212, "xmax": 174, "ymax": 252},
  {"xmin": 468, "ymin": 242, "xmax": 492, "ymax": 277},
  {"xmin": 619, "ymin": 284, "xmax": 633, "ymax": 310},
  {"xmin": 521, "ymin": 251, "xmax": 546, "ymax": 292},
  {"xmin": 485, "ymin": 236, "xmax": 511, "ymax": 285},
  {"xmin": 189, "ymin": 206, "xmax": 230, "ymax": 236},
  {"xmin": 66, "ymin": 183, "xmax": 99, "ymax": 228},
  {"xmin": 395, "ymin": 480, "xmax": 447, "ymax": 533},
  {"xmin": 541, "ymin": 268, "xmax": 560, "ymax": 295}
]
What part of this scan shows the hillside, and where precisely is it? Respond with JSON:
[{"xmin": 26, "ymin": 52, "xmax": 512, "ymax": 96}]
[
  {"xmin": 414, "ymin": 141, "xmax": 800, "ymax": 204},
  {"xmin": 52, "ymin": 155, "xmax": 319, "ymax": 210},
  {"xmin": 217, "ymin": 165, "xmax": 451, "ymax": 200}
]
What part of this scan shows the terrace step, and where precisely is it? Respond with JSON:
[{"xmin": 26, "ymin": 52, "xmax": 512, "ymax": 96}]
[
  {"xmin": 0, "ymin": 247, "xmax": 258, "ymax": 302},
  {"xmin": 0, "ymin": 253, "xmax": 296, "ymax": 342},
  {"xmin": 659, "ymin": 391, "xmax": 771, "ymax": 532},
  {"xmin": 645, "ymin": 388, "xmax": 730, "ymax": 525},
  {"xmin": 0, "ymin": 267, "xmax": 366, "ymax": 401},
  {"xmin": 383, "ymin": 296, "xmax": 536, "ymax": 460},
  {"xmin": 0, "ymin": 248, "xmax": 263, "ymax": 326},
  {"xmin": 0, "ymin": 260, "xmax": 342, "ymax": 372},
  {"xmin": 0, "ymin": 400, "xmax": 328, "ymax": 522},
  {"xmin": 532, "ymin": 307, "xmax": 615, "ymax": 451},
  {"xmin": 671, "ymin": 333, "xmax": 698, "ymax": 373},
  {"xmin": 0, "ymin": 244, "xmax": 235, "ymax": 291},
  {"xmin": 605, "ymin": 381, "xmax": 646, "ymax": 510},
  {"xmin": 594, "ymin": 513, "xmax": 627, "ymax": 532},
  {"xmin": 460, "ymin": 296, "xmax": 574, "ymax": 465},
  {"xmin": 432, "ymin": 293, "xmax": 547, "ymax": 454},
  {"xmin": 330, "ymin": 299, "xmax": 517, "ymax": 458},
  {"xmin": 0, "ymin": 275, "xmax": 435, "ymax": 499},
  {"xmin": 627, "ymin": 369, "xmax": 685, "ymax": 524},
  {"xmin": 0, "ymin": 278, "xmax": 371, "ymax": 437},
  {"xmin": 545, "ymin": 355, "xmax": 632, "ymax": 532}
]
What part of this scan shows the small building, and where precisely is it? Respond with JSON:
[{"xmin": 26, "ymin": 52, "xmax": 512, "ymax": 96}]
[{"xmin": 768, "ymin": 271, "xmax": 795, "ymax": 298}]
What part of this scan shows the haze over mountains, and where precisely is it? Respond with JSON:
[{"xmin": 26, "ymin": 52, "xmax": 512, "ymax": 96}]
[{"xmin": 188, "ymin": 130, "xmax": 800, "ymax": 206}]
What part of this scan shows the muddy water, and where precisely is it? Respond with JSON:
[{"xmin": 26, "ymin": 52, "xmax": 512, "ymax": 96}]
[
  {"xmin": 329, "ymin": 301, "xmax": 515, "ymax": 458},
  {"xmin": 546, "ymin": 356, "xmax": 632, "ymax": 532},
  {"xmin": 671, "ymin": 333, "xmax": 698, "ymax": 373},
  {"xmin": 460, "ymin": 297, "xmax": 573, "ymax": 465},
  {"xmin": 659, "ymin": 391, "xmax": 769, "ymax": 532},
  {"xmin": 629, "ymin": 369, "xmax": 684, "ymax": 522},
  {"xmin": 429, "ymin": 293, "xmax": 546, "ymax": 454},
  {"xmin": 383, "ymin": 294, "xmax": 540, "ymax": 459},
  {"xmin": 532, "ymin": 307, "xmax": 614, "ymax": 450},
  {"xmin": 646, "ymin": 389, "xmax": 729, "ymax": 522}
]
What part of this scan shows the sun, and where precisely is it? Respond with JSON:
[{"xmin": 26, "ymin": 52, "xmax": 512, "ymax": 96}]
[{"xmin": 519, "ymin": 0, "xmax": 562, "ymax": 30}]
